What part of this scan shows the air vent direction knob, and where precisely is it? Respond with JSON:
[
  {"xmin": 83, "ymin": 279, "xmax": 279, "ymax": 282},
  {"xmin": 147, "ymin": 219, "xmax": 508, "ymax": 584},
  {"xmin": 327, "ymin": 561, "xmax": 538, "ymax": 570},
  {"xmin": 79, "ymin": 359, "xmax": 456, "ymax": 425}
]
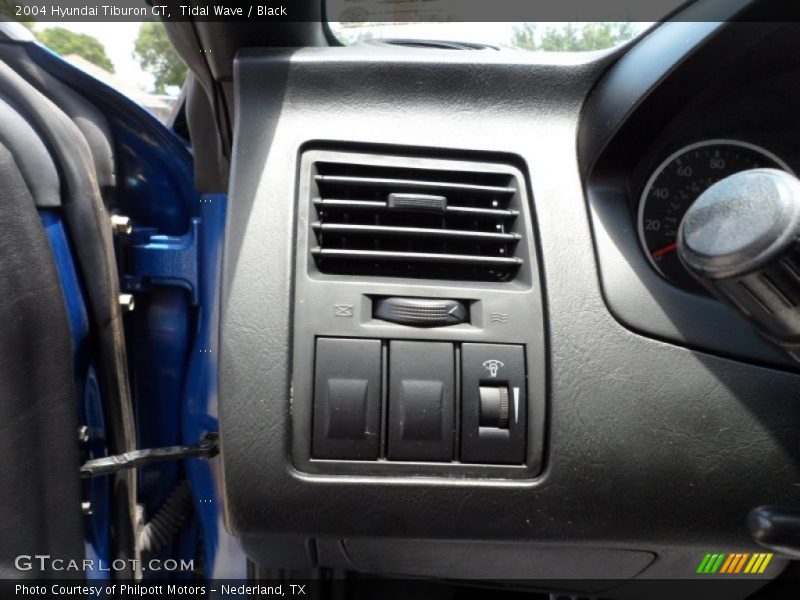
[
  {"xmin": 387, "ymin": 192, "xmax": 447, "ymax": 214},
  {"xmin": 677, "ymin": 168, "xmax": 800, "ymax": 358}
]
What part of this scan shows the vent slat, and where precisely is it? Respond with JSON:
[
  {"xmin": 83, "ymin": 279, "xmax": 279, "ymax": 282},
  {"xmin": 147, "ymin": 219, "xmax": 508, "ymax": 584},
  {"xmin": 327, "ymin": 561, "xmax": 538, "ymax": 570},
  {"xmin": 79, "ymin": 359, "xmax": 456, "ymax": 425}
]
[
  {"xmin": 311, "ymin": 248, "xmax": 523, "ymax": 266},
  {"xmin": 313, "ymin": 222, "xmax": 521, "ymax": 243},
  {"xmin": 314, "ymin": 198, "xmax": 520, "ymax": 219},
  {"xmin": 315, "ymin": 174, "xmax": 514, "ymax": 195}
]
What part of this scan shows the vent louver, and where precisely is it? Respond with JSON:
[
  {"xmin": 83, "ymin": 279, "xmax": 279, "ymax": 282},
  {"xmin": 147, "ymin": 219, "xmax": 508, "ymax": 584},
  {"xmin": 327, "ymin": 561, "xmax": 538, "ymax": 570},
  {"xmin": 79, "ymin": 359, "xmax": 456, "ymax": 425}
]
[{"xmin": 308, "ymin": 158, "xmax": 525, "ymax": 281}]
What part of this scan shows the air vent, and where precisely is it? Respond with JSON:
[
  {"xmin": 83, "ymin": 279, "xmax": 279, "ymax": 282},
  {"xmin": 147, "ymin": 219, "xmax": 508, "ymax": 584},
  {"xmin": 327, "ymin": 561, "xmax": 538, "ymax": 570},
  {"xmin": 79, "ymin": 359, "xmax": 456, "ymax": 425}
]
[{"xmin": 308, "ymin": 156, "xmax": 526, "ymax": 281}]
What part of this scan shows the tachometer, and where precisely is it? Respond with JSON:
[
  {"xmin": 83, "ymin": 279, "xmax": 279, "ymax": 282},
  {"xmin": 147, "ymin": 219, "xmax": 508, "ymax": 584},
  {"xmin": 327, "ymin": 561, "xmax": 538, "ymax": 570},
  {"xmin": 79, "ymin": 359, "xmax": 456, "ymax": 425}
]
[{"xmin": 638, "ymin": 140, "xmax": 792, "ymax": 290}]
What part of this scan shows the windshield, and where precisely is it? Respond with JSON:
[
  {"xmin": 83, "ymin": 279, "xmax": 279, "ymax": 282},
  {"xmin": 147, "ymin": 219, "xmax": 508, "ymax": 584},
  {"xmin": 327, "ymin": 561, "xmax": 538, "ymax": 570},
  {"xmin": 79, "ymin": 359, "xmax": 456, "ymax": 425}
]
[{"xmin": 329, "ymin": 22, "xmax": 652, "ymax": 51}]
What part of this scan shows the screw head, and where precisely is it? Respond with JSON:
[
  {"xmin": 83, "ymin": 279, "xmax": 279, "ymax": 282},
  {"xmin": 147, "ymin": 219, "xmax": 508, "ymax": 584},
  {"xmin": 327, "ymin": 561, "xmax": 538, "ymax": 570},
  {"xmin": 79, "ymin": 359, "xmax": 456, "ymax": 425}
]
[
  {"xmin": 118, "ymin": 294, "xmax": 135, "ymax": 312},
  {"xmin": 110, "ymin": 215, "xmax": 132, "ymax": 235}
]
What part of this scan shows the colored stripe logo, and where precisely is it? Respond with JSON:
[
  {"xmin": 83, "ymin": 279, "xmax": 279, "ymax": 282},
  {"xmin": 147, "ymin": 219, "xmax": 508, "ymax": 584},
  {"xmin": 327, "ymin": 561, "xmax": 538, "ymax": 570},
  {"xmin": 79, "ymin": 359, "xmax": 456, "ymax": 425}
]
[{"xmin": 696, "ymin": 553, "xmax": 773, "ymax": 574}]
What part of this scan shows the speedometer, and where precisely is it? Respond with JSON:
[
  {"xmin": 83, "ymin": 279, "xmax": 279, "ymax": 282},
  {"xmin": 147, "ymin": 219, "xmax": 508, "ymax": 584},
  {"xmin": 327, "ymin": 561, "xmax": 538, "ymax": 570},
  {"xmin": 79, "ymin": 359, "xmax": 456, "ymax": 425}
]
[{"xmin": 638, "ymin": 140, "xmax": 792, "ymax": 290}]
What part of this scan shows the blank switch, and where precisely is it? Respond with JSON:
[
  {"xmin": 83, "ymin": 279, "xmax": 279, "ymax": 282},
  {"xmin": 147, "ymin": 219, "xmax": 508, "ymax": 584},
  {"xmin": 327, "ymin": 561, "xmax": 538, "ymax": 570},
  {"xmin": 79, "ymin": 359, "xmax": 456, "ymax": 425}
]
[
  {"xmin": 388, "ymin": 341, "xmax": 455, "ymax": 461},
  {"xmin": 313, "ymin": 338, "xmax": 381, "ymax": 460}
]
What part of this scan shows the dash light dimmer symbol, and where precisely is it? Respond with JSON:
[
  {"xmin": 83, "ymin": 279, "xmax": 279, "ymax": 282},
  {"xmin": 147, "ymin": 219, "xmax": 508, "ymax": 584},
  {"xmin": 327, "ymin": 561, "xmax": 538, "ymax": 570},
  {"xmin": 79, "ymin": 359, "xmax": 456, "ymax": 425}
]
[{"xmin": 482, "ymin": 359, "xmax": 504, "ymax": 377}]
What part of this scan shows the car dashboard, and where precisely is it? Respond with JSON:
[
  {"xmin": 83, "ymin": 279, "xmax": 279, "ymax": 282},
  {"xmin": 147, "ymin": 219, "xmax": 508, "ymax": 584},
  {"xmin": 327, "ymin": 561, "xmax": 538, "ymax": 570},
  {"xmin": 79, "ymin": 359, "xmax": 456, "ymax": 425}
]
[{"xmin": 214, "ymin": 11, "xmax": 800, "ymax": 598}]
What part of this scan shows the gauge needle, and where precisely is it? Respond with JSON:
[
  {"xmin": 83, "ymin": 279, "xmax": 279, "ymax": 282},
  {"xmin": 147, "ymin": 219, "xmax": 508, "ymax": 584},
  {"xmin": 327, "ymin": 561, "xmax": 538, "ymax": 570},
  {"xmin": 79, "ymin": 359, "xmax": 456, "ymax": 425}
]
[{"xmin": 651, "ymin": 242, "xmax": 678, "ymax": 258}]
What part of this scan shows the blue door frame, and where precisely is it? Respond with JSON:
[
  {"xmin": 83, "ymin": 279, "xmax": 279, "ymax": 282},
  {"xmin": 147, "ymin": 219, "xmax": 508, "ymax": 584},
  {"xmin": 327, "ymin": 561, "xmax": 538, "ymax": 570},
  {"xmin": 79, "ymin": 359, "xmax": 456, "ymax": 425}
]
[{"xmin": 25, "ymin": 41, "xmax": 247, "ymax": 580}]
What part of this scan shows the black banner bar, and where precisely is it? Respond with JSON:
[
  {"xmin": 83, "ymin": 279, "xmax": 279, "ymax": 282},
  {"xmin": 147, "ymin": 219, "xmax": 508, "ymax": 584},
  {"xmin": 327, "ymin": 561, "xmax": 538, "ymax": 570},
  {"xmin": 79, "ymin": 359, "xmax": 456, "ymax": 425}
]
[
  {"xmin": 5, "ymin": 577, "xmax": 800, "ymax": 599},
  {"xmin": 2, "ymin": 0, "xmax": 800, "ymax": 23}
]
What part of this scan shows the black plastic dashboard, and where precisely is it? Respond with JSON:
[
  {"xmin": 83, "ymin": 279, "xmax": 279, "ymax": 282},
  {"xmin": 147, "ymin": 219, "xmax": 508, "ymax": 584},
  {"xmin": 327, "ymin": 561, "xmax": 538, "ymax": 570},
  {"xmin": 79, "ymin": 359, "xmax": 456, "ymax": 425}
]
[
  {"xmin": 583, "ymin": 20, "xmax": 800, "ymax": 371},
  {"xmin": 218, "ymin": 6, "xmax": 800, "ymax": 594}
]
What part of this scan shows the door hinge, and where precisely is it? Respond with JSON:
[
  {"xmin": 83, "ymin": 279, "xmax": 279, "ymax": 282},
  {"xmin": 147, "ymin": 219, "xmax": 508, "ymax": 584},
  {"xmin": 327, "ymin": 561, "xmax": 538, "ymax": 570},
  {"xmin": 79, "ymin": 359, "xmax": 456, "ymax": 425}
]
[{"xmin": 122, "ymin": 217, "xmax": 200, "ymax": 304}]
